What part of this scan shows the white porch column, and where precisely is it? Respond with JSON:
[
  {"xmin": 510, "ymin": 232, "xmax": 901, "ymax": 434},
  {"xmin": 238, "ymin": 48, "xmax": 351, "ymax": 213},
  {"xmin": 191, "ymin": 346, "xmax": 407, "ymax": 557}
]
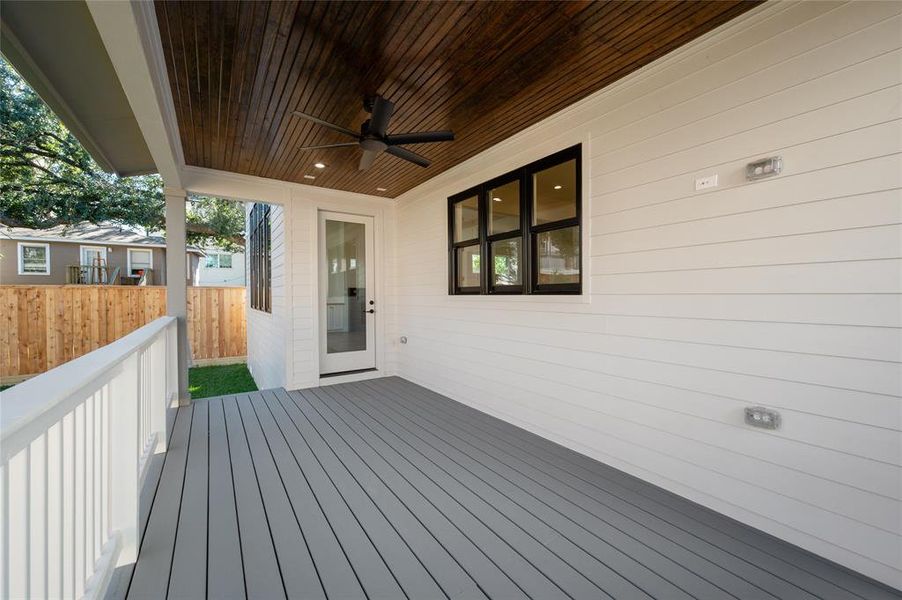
[{"xmin": 165, "ymin": 189, "xmax": 190, "ymax": 403}]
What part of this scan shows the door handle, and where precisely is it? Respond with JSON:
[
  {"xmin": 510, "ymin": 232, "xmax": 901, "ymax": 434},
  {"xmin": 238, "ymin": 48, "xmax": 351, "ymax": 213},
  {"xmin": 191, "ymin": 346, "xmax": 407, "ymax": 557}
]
[{"xmin": 365, "ymin": 309, "xmax": 375, "ymax": 314}]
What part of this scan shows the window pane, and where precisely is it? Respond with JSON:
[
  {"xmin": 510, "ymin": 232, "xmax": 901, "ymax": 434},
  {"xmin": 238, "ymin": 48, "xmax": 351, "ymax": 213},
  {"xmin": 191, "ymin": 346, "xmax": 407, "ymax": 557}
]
[
  {"xmin": 488, "ymin": 180, "xmax": 520, "ymax": 235},
  {"xmin": 491, "ymin": 238, "xmax": 521, "ymax": 286},
  {"xmin": 219, "ymin": 254, "xmax": 232, "ymax": 268},
  {"xmin": 130, "ymin": 249, "xmax": 152, "ymax": 275},
  {"xmin": 325, "ymin": 220, "xmax": 367, "ymax": 353},
  {"xmin": 536, "ymin": 226, "xmax": 579, "ymax": 285},
  {"xmin": 453, "ymin": 196, "xmax": 479, "ymax": 242},
  {"xmin": 205, "ymin": 255, "xmax": 218, "ymax": 268},
  {"xmin": 456, "ymin": 245, "xmax": 480, "ymax": 288},
  {"xmin": 22, "ymin": 245, "xmax": 47, "ymax": 272},
  {"xmin": 533, "ymin": 158, "xmax": 577, "ymax": 225}
]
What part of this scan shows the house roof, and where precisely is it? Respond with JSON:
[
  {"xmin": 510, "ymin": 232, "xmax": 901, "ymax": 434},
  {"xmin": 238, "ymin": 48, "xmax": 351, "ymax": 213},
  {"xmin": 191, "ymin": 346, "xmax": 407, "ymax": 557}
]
[{"xmin": 1, "ymin": 222, "xmax": 205, "ymax": 254}]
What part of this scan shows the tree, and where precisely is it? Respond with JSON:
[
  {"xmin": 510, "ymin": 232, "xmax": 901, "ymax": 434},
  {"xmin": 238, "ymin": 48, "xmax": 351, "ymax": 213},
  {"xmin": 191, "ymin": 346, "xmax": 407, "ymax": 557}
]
[{"xmin": 0, "ymin": 57, "xmax": 244, "ymax": 249}]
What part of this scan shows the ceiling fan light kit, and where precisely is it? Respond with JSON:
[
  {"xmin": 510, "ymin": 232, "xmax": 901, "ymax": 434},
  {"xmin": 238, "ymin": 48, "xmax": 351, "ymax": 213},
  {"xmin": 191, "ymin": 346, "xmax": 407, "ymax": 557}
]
[{"xmin": 292, "ymin": 95, "xmax": 454, "ymax": 171}]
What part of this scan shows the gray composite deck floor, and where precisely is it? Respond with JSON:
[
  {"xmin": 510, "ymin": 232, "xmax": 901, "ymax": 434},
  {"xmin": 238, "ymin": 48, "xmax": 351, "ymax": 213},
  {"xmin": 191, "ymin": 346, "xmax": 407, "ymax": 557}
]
[{"xmin": 117, "ymin": 377, "xmax": 899, "ymax": 600}]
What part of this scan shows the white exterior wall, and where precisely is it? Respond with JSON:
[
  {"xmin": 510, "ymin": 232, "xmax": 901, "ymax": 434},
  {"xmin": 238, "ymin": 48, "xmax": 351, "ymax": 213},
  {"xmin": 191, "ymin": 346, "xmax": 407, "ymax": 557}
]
[
  {"xmin": 245, "ymin": 204, "xmax": 288, "ymax": 390},
  {"xmin": 392, "ymin": 1, "xmax": 902, "ymax": 588},
  {"xmin": 183, "ymin": 167, "xmax": 397, "ymax": 392},
  {"xmin": 197, "ymin": 251, "xmax": 245, "ymax": 286}
]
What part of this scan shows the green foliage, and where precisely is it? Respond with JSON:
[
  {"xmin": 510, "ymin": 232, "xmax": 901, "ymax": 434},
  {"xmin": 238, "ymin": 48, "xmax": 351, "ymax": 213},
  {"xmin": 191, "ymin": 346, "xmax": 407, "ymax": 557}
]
[
  {"xmin": 188, "ymin": 363, "xmax": 258, "ymax": 399},
  {"xmin": 0, "ymin": 57, "xmax": 243, "ymax": 248}
]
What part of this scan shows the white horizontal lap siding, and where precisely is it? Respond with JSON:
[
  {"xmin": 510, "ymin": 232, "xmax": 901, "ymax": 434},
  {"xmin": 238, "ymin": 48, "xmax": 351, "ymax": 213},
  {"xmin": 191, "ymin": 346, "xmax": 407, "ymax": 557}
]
[
  {"xmin": 393, "ymin": 0, "xmax": 902, "ymax": 589},
  {"xmin": 246, "ymin": 204, "xmax": 288, "ymax": 389},
  {"xmin": 289, "ymin": 202, "xmax": 317, "ymax": 388}
]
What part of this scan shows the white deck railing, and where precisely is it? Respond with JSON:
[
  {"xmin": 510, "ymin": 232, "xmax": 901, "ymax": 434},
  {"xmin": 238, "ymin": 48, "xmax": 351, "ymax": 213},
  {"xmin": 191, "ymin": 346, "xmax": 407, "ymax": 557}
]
[{"xmin": 1, "ymin": 316, "xmax": 177, "ymax": 600}]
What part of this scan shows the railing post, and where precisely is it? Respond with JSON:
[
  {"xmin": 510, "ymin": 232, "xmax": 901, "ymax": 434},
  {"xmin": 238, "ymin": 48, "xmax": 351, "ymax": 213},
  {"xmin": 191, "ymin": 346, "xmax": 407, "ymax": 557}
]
[
  {"xmin": 108, "ymin": 354, "xmax": 139, "ymax": 566},
  {"xmin": 150, "ymin": 333, "xmax": 168, "ymax": 454}
]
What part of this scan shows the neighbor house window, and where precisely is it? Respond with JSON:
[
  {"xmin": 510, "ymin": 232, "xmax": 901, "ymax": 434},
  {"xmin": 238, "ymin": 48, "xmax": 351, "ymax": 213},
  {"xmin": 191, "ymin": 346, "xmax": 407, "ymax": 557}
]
[
  {"xmin": 204, "ymin": 252, "xmax": 233, "ymax": 269},
  {"xmin": 249, "ymin": 203, "xmax": 271, "ymax": 312},
  {"xmin": 17, "ymin": 242, "xmax": 50, "ymax": 275},
  {"xmin": 127, "ymin": 248, "xmax": 153, "ymax": 277},
  {"xmin": 448, "ymin": 145, "xmax": 581, "ymax": 294}
]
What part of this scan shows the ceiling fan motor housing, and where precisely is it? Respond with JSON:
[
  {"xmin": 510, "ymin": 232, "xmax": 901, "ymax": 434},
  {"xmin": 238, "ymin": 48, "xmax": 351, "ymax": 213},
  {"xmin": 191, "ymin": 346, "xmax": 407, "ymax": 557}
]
[{"xmin": 360, "ymin": 137, "xmax": 388, "ymax": 152}]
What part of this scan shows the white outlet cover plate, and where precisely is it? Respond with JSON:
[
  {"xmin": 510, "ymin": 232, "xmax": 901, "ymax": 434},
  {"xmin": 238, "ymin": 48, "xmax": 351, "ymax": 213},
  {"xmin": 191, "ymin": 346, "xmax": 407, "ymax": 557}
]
[{"xmin": 695, "ymin": 174, "xmax": 718, "ymax": 191}]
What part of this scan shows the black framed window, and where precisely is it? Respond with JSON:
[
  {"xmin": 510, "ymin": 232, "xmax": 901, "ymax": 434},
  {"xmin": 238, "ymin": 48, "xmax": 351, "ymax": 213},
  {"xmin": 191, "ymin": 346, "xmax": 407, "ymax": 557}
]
[
  {"xmin": 448, "ymin": 191, "xmax": 481, "ymax": 294},
  {"xmin": 249, "ymin": 202, "xmax": 271, "ymax": 312},
  {"xmin": 448, "ymin": 145, "xmax": 581, "ymax": 295}
]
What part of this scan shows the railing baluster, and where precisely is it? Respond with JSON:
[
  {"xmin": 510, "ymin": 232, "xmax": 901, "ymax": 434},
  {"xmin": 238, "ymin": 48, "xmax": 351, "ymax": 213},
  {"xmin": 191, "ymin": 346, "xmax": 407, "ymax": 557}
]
[
  {"xmin": 1, "ymin": 463, "xmax": 8, "ymax": 600},
  {"xmin": 86, "ymin": 394, "xmax": 94, "ymax": 577},
  {"xmin": 28, "ymin": 437, "xmax": 47, "ymax": 599},
  {"xmin": 48, "ymin": 422, "xmax": 62, "ymax": 598},
  {"xmin": 75, "ymin": 404, "xmax": 85, "ymax": 598}
]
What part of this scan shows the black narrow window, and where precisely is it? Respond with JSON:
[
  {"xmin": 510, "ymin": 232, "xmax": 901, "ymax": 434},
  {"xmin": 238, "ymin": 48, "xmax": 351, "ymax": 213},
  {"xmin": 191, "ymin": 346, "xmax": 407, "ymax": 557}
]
[
  {"xmin": 527, "ymin": 149, "xmax": 580, "ymax": 294},
  {"xmin": 249, "ymin": 202, "xmax": 271, "ymax": 312},
  {"xmin": 448, "ymin": 145, "xmax": 581, "ymax": 295},
  {"xmin": 448, "ymin": 190, "xmax": 481, "ymax": 294},
  {"xmin": 486, "ymin": 174, "xmax": 523, "ymax": 293}
]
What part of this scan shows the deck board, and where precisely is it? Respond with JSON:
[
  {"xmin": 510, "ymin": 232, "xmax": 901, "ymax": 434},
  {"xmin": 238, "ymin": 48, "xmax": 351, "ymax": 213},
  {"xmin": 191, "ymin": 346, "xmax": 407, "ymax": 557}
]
[
  {"xmin": 205, "ymin": 397, "xmax": 245, "ymax": 600},
  {"xmin": 120, "ymin": 377, "xmax": 901, "ymax": 600}
]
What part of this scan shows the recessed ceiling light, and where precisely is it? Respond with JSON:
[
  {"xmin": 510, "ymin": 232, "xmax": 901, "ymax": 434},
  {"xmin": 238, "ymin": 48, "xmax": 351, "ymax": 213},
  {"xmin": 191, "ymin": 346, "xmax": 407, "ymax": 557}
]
[
  {"xmin": 314, "ymin": 162, "xmax": 326, "ymax": 169},
  {"xmin": 376, "ymin": 187, "xmax": 387, "ymax": 192},
  {"xmin": 303, "ymin": 174, "xmax": 315, "ymax": 180},
  {"xmin": 553, "ymin": 185, "xmax": 562, "ymax": 190},
  {"xmin": 493, "ymin": 197, "xmax": 502, "ymax": 202}
]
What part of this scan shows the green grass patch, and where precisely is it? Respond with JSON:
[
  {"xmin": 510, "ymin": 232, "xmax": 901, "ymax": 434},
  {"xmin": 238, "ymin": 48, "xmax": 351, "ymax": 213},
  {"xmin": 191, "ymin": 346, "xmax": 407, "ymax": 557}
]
[{"xmin": 189, "ymin": 363, "xmax": 258, "ymax": 400}]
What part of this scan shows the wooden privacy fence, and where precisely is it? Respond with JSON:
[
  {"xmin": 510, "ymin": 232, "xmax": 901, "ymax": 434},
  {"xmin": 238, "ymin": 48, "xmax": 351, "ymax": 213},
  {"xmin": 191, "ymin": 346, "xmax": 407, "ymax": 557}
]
[{"xmin": 0, "ymin": 285, "xmax": 246, "ymax": 378}]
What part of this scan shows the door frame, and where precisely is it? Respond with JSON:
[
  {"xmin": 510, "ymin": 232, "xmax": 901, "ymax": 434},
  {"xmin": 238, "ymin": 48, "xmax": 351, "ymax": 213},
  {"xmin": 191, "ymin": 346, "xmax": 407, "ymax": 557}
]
[{"xmin": 317, "ymin": 211, "xmax": 377, "ymax": 376}]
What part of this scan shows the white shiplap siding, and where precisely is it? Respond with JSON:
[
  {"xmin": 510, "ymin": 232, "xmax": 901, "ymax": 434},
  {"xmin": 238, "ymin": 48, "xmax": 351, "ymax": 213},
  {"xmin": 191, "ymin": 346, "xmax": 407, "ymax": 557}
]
[
  {"xmin": 246, "ymin": 203, "xmax": 289, "ymax": 389},
  {"xmin": 392, "ymin": 1, "xmax": 902, "ymax": 589}
]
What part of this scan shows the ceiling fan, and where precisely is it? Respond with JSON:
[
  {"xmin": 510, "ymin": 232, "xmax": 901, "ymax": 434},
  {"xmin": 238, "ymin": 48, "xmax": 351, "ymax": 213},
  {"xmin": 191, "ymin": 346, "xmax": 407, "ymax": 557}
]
[{"xmin": 292, "ymin": 95, "xmax": 454, "ymax": 171}]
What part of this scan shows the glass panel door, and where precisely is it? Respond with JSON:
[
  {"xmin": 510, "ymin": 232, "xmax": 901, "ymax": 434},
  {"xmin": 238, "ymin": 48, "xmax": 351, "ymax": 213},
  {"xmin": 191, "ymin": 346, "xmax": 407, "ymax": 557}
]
[
  {"xmin": 80, "ymin": 246, "xmax": 107, "ymax": 284},
  {"xmin": 319, "ymin": 212, "xmax": 375, "ymax": 375}
]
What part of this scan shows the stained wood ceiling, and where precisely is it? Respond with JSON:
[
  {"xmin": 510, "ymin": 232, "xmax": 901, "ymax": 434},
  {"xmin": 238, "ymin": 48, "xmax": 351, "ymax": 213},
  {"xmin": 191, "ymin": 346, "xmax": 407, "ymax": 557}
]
[{"xmin": 154, "ymin": 0, "xmax": 758, "ymax": 198}]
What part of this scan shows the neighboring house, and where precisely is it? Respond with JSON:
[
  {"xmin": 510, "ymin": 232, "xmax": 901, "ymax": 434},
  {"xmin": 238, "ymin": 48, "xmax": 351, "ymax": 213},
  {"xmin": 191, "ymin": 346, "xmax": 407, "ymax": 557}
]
[
  {"xmin": 196, "ymin": 248, "xmax": 245, "ymax": 287},
  {"xmin": 0, "ymin": 222, "xmax": 204, "ymax": 285}
]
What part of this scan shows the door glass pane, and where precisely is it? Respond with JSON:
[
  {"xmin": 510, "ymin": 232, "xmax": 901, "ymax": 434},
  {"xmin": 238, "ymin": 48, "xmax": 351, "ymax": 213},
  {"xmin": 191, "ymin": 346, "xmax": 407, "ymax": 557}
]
[
  {"xmin": 456, "ymin": 245, "xmax": 480, "ymax": 288},
  {"xmin": 488, "ymin": 180, "xmax": 520, "ymax": 235},
  {"xmin": 82, "ymin": 247, "xmax": 105, "ymax": 283},
  {"xmin": 536, "ymin": 226, "xmax": 580, "ymax": 285},
  {"xmin": 491, "ymin": 238, "xmax": 521, "ymax": 286},
  {"xmin": 325, "ymin": 220, "xmax": 367, "ymax": 354},
  {"xmin": 533, "ymin": 158, "xmax": 577, "ymax": 225},
  {"xmin": 453, "ymin": 196, "xmax": 479, "ymax": 242}
]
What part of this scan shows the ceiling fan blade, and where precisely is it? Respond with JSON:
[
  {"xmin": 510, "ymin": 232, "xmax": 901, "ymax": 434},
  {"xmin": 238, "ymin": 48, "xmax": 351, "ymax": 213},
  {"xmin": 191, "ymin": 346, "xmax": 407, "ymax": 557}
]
[
  {"xmin": 359, "ymin": 149, "xmax": 380, "ymax": 171},
  {"xmin": 386, "ymin": 145, "xmax": 430, "ymax": 168},
  {"xmin": 291, "ymin": 111, "xmax": 359, "ymax": 138},
  {"xmin": 385, "ymin": 131, "xmax": 454, "ymax": 145},
  {"xmin": 369, "ymin": 96, "xmax": 395, "ymax": 136},
  {"xmin": 296, "ymin": 142, "xmax": 359, "ymax": 151}
]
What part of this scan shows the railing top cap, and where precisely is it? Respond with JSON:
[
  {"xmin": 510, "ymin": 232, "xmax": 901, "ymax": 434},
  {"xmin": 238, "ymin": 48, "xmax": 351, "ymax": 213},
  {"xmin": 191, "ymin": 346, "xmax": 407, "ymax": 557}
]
[{"xmin": 1, "ymin": 316, "xmax": 176, "ymax": 457}]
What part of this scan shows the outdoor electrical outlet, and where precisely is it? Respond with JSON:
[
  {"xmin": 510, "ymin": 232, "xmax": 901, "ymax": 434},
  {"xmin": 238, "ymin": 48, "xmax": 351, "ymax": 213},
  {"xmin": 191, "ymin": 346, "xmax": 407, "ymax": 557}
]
[
  {"xmin": 744, "ymin": 406, "xmax": 781, "ymax": 430},
  {"xmin": 695, "ymin": 174, "xmax": 718, "ymax": 191}
]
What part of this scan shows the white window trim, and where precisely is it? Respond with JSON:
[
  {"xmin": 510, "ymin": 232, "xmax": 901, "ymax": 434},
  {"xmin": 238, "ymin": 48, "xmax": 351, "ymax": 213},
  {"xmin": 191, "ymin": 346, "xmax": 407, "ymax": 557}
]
[
  {"xmin": 126, "ymin": 247, "xmax": 154, "ymax": 276},
  {"xmin": 17, "ymin": 242, "xmax": 51, "ymax": 275},
  {"xmin": 79, "ymin": 245, "xmax": 108, "ymax": 265}
]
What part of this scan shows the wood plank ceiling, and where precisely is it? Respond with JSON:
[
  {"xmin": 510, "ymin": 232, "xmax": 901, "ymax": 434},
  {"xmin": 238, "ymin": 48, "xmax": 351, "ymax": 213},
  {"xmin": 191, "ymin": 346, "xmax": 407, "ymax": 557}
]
[{"xmin": 154, "ymin": 0, "xmax": 759, "ymax": 198}]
